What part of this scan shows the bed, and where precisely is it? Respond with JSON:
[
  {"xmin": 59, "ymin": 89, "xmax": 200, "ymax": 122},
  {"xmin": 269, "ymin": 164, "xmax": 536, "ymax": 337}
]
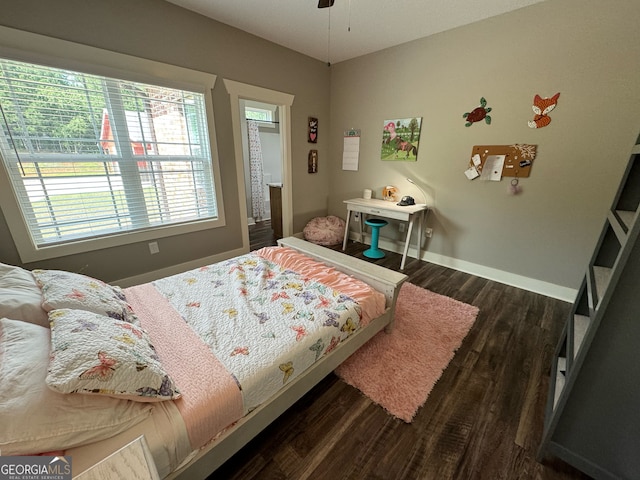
[{"xmin": 0, "ymin": 237, "xmax": 407, "ymax": 478}]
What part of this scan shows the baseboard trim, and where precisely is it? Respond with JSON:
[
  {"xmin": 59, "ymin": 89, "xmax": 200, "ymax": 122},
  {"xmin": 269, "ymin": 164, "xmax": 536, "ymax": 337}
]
[
  {"xmin": 349, "ymin": 232, "xmax": 577, "ymax": 302},
  {"xmin": 117, "ymin": 234, "xmax": 577, "ymax": 303}
]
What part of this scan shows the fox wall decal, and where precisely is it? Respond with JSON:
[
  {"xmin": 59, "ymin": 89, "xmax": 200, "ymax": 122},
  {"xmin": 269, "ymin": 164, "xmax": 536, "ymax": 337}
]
[{"xmin": 528, "ymin": 92, "xmax": 560, "ymax": 128}]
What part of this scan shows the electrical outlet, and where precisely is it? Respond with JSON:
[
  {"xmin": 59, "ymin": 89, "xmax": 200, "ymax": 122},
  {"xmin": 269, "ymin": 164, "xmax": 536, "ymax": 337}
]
[
  {"xmin": 398, "ymin": 223, "xmax": 406, "ymax": 233},
  {"xmin": 354, "ymin": 212, "xmax": 360, "ymax": 221},
  {"xmin": 425, "ymin": 228, "xmax": 433, "ymax": 238},
  {"xmin": 148, "ymin": 241, "xmax": 159, "ymax": 254}
]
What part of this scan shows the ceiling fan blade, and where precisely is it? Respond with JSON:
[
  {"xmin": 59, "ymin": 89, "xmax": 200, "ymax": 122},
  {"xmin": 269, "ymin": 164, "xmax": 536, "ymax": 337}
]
[{"xmin": 318, "ymin": 0, "xmax": 335, "ymax": 8}]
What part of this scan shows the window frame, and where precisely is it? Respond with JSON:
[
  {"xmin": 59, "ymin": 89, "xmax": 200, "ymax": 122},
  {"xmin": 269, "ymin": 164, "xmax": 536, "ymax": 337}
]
[
  {"xmin": 245, "ymin": 101, "xmax": 278, "ymax": 129},
  {"xmin": 0, "ymin": 26, "xmax": 225, "ymax": 263}
]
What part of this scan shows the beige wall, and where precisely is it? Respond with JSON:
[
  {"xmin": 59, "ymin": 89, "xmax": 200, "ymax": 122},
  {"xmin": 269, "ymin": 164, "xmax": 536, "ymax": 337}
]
[
  {"xmin": 328, "ymin": 0, "xmax": 640, "ymax": 292},
  {"xmin": 2, "ymin": 0, "xmax": 639, "ymax": 294},
  {"xmin": 0, "ymin": 0, "xmax": 330, "ymax": 281}
]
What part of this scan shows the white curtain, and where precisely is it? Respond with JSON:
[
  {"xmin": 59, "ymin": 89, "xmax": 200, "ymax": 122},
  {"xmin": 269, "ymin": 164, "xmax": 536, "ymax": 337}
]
[{"xmin": 247, "ymin": 120, "xmax": 266, "ymax": 221}]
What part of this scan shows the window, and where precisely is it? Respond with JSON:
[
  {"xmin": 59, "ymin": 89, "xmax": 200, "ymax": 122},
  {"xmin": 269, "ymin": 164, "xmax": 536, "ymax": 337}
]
[
  {"xmin": 0, "ymin": 29, "xmax": 224, "ymax": 262},
  {"xmin": 245, "ymin": 101, "xmax": 278, "ymax": 129},
  {"xmin": 245, "ymin": 106, "xmax": 273, "ymax": 123}
]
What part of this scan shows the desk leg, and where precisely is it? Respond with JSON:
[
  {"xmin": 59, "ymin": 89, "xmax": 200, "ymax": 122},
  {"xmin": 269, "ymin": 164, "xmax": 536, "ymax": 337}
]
[
  {"xmin": 359, "ymin": 214, "xmax": 364, "ymax": 244},
  {"xmin": 416, "ymin": 211, "xmax": 423, "ymax": 262},
  {"xmin": 401, "ymin": 218, "xmax": 415, "ymax": 270},
  {"xmin": 342, "ymin": 209, "xmax": 352, "ymax": 251}
]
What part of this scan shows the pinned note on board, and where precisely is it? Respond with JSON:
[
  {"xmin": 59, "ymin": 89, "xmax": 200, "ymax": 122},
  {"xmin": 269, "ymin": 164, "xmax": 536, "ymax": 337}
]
[{"xmin": 464, "ymin": 166, "xmax": 480, "ymax": 180}]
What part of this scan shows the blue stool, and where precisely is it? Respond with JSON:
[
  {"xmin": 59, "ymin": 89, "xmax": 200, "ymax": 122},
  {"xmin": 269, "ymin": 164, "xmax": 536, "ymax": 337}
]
[{"xmin": 363, "ymin": 218, "xmax": 388, "ymax": 259}]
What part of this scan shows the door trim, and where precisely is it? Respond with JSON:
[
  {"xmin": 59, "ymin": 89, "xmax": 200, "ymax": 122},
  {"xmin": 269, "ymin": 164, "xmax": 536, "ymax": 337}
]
[{"xmin": 223, "ymin": 79, "xmax": 294, "ymax": 251}]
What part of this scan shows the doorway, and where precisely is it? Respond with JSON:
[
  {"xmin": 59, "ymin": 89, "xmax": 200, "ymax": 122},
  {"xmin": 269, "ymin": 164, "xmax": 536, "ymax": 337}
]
[
  {"xmin": 240, "ymin": 100, "xmax": 282, "ymax": 240},
  {"xmin": 223, "ymin": 79, "xmax": 295, "ymax": 252}
]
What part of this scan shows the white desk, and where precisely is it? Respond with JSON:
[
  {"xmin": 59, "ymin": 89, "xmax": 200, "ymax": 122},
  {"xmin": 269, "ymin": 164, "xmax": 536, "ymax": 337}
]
[{"xmin": 342, "ymin": 198, "xmax": 429, "ymax": 270}]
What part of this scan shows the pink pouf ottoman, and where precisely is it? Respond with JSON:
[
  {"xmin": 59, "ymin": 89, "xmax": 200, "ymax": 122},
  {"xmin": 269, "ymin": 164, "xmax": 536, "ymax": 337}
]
[{"xmin": 303, "ymin": 215, "xmax": 346, "ymax": 246}]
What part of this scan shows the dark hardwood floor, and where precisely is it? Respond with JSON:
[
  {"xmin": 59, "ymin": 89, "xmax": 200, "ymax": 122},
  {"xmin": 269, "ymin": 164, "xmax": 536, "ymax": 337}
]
[
  {"xmin": 249, "ymin": 220, "xmax": 279, "ymax": 251},
  {"xmin": 212, "ymin": 223, "xmax": 589, "ymax": 479}
]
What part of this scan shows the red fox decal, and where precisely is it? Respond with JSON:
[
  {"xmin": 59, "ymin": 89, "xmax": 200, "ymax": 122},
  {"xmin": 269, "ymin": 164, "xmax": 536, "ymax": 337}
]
[{"xmin": 528, "ymin": 93, "xmax": 560, "ymax": 128}]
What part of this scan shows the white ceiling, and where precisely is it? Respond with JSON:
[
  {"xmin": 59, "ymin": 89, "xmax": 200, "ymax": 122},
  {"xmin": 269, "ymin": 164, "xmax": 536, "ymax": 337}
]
[{"xmin": 166, "ymin": 0, "xmax": 546, "ymax": 64}]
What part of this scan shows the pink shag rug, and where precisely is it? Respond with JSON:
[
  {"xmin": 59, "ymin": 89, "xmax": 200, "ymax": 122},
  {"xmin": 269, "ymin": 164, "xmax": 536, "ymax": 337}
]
[{"xmin": 335, "ymin": 282, "xmax": 479, "ymax": 422}]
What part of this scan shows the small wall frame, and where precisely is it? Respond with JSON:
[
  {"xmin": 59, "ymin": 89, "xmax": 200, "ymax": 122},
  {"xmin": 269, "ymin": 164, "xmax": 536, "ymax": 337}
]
[
  {"xmin": 308, "ymin": 150, "xmax": 318, "ymax": 173},
  {"xmin": 308, "ymin": 117, "xmax": 318, "ymax": 143}
]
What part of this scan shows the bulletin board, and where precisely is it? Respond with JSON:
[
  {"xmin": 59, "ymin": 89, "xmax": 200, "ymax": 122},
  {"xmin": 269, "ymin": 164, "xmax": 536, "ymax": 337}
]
[{"xmin": 469, "ymin": 144, "xmax": 537, "ymax": 178}]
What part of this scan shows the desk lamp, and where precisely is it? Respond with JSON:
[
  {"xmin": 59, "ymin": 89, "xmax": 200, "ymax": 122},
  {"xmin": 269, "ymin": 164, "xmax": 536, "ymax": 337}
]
[{"xmin": 406, "ymin": 178, "xmax": 428, "ymax": 205}]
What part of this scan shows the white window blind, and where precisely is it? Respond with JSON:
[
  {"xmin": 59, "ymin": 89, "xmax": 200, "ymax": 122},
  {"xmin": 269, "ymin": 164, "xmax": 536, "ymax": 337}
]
[{"xmin": 0, "ymin": 58, "xmax": 218, "ymax": 248}]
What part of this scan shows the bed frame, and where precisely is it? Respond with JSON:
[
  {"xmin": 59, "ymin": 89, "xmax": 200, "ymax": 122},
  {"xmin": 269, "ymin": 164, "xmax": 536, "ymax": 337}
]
[{"xmin": 168, "ymin": 237, "xmax": 407, "ymax": 479}]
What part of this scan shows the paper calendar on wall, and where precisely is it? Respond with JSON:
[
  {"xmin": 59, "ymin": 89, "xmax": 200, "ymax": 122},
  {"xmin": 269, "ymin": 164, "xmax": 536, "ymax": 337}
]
[{"xmin": 342, "ymin": 129, "xmax": 360, "ymax": 171}]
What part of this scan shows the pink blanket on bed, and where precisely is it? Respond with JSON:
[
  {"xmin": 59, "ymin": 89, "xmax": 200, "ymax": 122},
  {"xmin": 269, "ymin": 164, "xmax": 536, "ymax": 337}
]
[
  {"xmin": 255, "ymin": 246, "xmax": 385, "ymax": 325},
  {"xmin": 125, "ymin": 285, "xmax": 243, "ymax": 450}
]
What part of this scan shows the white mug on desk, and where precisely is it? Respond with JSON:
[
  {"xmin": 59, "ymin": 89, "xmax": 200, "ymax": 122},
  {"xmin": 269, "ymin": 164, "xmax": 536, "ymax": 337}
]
[{"xmin": 363, "ymin": 189, "xmax": 372, "ymax": 199}]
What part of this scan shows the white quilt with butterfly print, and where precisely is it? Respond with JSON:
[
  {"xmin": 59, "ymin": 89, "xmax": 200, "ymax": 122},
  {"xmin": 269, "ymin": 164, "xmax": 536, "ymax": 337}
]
[{"xmin": 152, "ymin": 252, "xmax": 362, "ymax": 413}]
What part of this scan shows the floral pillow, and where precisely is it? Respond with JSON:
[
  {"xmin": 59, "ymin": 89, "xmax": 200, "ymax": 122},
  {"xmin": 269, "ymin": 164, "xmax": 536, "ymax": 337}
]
[
  {"xmin": 0, "ymin": 317, "xmax": 152, "ymax": 455},
  {"xmin": 46, "ymin": 309, "xmax": 181, "ymax": 402},
  {"xmin": 32, "ymin": 269, "xmax": 138, "ymax": 324}
]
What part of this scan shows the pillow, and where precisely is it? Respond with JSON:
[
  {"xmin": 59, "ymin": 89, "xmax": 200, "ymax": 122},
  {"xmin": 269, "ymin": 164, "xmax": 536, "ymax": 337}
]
[
  {"xmin": 0, "ymin": 318, "xmax": 152, "ymax": 455},
  {"xmin": 0, "ymin": 262, "xmax": 49, "ymax": 328},
  {"xmin": 47, "ymin": 309, "xmax": 181, "ymax": 402},
  {"xmin": 32, "ymin": 269, "xmax": 138, "ymax": 324}
]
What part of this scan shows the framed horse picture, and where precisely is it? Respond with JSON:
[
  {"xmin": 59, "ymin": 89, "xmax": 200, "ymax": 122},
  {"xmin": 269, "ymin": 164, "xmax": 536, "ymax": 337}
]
[{"xmin": 381, "ymin": 117, "xmax": 422, "ymax": 161}]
